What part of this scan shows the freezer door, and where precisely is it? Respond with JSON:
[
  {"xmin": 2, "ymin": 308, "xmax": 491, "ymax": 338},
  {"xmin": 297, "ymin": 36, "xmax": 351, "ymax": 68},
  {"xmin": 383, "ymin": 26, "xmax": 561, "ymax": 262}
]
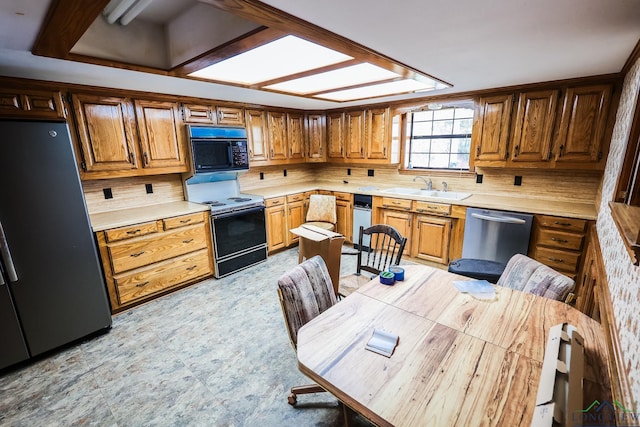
[
  {"xmin": 0, "ymin": 279, "xmax": 29, "ymax": 369},
  {"xmin": 0, "ymin": 120, "xmax": 112, "ymax": 359}
]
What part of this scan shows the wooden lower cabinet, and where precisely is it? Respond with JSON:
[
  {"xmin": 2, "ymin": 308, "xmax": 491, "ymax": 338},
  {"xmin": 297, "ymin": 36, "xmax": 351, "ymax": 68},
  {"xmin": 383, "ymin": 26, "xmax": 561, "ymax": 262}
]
[
  {"xmin": 412, "ymin": 215, "xmax": 452, "ymax": 264},
  {"xmin": 97, "ymin": 211, "xmax": 214, "ymax": 312},
  {"xmin": 286, "ymin": 193, "xmax": 305, "ymax": 245},
  {"xmin": 265, "ymin": 197, "xmax": 287, "ymax": 252},
  {"xmin": 334, "ymin": 192, "xmax": 353, "ymax": 243},
  {"xmin": 529, "ymin": 214, "xmax": 588, "ymax": 279},
  {"xmin": 380, "ymin": 209, "xmax": 413, "ymax": 253}
]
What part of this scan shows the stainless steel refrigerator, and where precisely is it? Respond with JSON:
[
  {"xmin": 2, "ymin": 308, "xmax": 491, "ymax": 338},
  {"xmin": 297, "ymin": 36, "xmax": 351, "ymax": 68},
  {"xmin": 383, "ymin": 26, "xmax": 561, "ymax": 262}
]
[{"xmin": 0, "ymin": 119, "xmax": 112, "ymax": 370}]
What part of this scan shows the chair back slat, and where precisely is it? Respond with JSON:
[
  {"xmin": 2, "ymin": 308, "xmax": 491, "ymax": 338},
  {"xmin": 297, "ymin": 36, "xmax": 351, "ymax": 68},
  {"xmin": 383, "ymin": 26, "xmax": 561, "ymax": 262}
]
[{"xmin": 356, "ymin": 224, "xmax": 407, "ymax": 276}]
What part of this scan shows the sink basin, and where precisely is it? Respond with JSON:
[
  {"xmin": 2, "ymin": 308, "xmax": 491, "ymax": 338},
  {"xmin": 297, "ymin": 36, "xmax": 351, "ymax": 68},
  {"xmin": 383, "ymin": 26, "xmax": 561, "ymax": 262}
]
[
  {"xmin": 381, "ymin": 187, "xmax": 421, "ymax": 195},
  {"xmin": 381, "ymin": 187, "xmax": 471, "ymax": 201}
]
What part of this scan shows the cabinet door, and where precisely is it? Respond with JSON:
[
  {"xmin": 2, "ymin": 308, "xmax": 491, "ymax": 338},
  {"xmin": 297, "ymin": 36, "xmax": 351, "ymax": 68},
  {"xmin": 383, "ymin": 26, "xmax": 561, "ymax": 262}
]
[
  {"xmin": 345, "ymin": 110, "xmax": 365, "ymax": 159},
  {"xmin": 380, "ymin": 209, "xmax": 412, "ymax": 253},
  {"xmin": 510, "ymin": 90, "xmax": 558, "ymax": 163},
  {"xmin": 266, "ymin": 204, "xmax": 287, "ymax": 252},
  {"xmin": 336, "ymin": 199, "xmax": 353, "ymax": 243},
  {"xmin": 182, "ymin": 103, "xmax": 215, "ymax": 124},
  {"xmin": 216, "ymin": 106, "xmax": 244, "ymax": 126},
  {"xmin": 0, "ymin": 89, "xmax": 66, "ymax": 119},
  {"xmin": 287, "ymin": 112, "xmax": 305, "ymax": 160},
  {"xmin": 306, "ymin": 114, "xmax": 326, "ymax": 162},
  {"xmin": 245, "ymin": 109, "xmax": 268, "ymax": 162},
  {"xmin": 286, "ymin": 199, "xmax": 305, "ymax": 245},
  {"xmin": 71, "ymin": 93, "xmax": 139, "ymax": 172},
  {"xmin": 134, "ymin": 99, "xmax": 188, "ymax": 170},
  {"xmin": 366, "ymin": 108, "xmax": 391, "ymax": 160},
  {"xmin": 267, "ymin": 111, "xmax": 288, "ymax": 161},
  {"xmin": 554, "ymin": 85, "xmax": 612, "ymax": 163},
  {"xmin": 412, "ymin": 215, "xmax": 451, "ymax": 264},
  {"xmin": 327, "ymin": 112, "xmax": 344, "ymax": 159},
  {"xmin": 472, "ymin": 94, "xmax": 513, "ymax": 163}
]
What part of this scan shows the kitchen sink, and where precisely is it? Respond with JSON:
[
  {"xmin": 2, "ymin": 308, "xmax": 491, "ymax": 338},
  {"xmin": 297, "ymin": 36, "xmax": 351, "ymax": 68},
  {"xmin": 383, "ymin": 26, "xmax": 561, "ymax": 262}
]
[{"xmin": 381, "ymin": 187, "xmax": 471, "ymax": 201}]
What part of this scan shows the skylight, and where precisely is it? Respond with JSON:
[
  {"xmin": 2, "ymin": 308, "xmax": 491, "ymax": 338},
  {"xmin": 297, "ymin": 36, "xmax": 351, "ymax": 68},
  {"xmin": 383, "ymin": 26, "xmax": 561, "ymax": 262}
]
[{"xmin": 187, "ymin": 34, "xmax": 449, "ymax": 102}]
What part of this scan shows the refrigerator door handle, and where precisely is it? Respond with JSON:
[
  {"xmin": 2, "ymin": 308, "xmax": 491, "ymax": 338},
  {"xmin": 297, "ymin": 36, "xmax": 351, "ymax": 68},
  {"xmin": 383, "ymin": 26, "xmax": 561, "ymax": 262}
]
[{"xmin": 0, "ymin": 220, "xmax": 18, "ymax": 283}]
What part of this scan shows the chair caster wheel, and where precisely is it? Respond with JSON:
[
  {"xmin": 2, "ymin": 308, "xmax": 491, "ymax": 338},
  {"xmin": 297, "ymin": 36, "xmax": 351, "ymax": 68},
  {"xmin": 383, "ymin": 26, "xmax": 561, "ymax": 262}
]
[{"xmin": 288, "ymin": 393, "xmax": 297, "ymax": 405}]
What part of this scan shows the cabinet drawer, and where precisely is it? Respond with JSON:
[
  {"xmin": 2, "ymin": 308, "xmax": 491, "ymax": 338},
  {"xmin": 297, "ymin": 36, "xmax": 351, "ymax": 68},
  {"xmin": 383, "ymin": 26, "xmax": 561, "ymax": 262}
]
[
  {"xmin": 536, "ymin": 215, "xmax": 587, "ymax": 233},
  {"xmin": 287, "ymin": 193, "xmax": 304, "ymax": 203},
  {"xmin": 414, "ymin": 201, "xmax": 451, "ymax": 216},
  {"xmin": 115, "ymin": 249, "xmax": 211, "ymax": 304},
  {"xmin": 266, "ymin": 197, "xmax": 285, "ymax": 207},
  {"xmin": 105, "ymin": 221, "xmax": 159, "ymax": 242},
  {"xmin": 535, "ymin": 228, "xmax": 584, "ymax": 251},
  {"xmin": 532, "ymin": 246, "xmax": 580, "ymax": 273},
  {"xmin": 381, "ymin": 197, "xmax": 412, "ymax": 210},
  {"xmin": 163, "ymin": 212, "xmax": 204, "ymax": 230},
  {"xmin": 333, "ymin": 191, "xmax": 352, "ymax": 202},
  {"xmin": 109, "ymin": 225, "xmax": 208, "ymax": 273}
]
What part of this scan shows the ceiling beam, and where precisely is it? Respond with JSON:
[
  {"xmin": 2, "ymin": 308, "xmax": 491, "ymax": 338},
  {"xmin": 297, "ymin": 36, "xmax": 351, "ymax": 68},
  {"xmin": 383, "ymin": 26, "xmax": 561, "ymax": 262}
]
[
  {"xmin": 170, "ymin": 26, "xmax": 287, "ymax": 76},
  {"xmin": 198, "ymin": 0, "xmax": 451, "ymax": 87},
  {"xmin": 32, "ymin": 0, "xmax": 110, "ymax": 59}
]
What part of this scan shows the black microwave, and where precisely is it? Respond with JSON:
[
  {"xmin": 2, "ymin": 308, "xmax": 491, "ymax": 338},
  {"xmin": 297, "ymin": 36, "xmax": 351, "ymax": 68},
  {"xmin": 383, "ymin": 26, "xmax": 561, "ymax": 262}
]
[{"xmin": 188, "ymin": 125, "xmax": 249, "ymax": 173}]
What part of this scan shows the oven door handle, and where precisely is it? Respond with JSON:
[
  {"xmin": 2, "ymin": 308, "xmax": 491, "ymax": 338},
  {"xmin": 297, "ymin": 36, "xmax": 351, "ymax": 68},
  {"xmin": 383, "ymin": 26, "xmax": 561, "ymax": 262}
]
[{"xmin": 213, "ymin": 206, "xmax": 265, "ymax": 219}]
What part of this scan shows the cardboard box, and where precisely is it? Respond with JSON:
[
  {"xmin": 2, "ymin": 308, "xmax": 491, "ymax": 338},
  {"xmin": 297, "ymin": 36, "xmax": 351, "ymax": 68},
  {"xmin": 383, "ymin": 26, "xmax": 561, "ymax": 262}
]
[{"xmin": 290, "ymin": 224, "xmax": 345, "ymax": 295}]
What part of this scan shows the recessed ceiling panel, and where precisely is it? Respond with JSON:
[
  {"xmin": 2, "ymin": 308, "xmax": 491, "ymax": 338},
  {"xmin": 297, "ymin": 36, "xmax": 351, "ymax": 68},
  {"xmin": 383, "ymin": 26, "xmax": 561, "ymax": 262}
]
[
  {"xmin": 316, "ymin": 79, "xmax": 438, "ymax": 102},
  {"xmin": 189, "ymin": 35, "xmax": 353, "ymax": 85},
  {"xmin": 264, "ymin": 63, "xmax": 400, "ymax": 94}
]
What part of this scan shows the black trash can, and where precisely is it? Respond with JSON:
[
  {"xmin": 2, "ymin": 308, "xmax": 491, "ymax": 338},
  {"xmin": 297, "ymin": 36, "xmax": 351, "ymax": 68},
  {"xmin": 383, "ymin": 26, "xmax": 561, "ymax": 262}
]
[{"xmin": 448, "ymin": 258, "xmax": 507, "ymax": 284}]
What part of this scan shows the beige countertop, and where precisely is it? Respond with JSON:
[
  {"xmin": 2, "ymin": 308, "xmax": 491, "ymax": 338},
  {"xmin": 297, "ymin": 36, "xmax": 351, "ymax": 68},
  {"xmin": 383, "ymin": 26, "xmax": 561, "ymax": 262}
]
[
  {"xmin": 89, "ymin": 201, "xmax": 210, "ymax": 232},
  {"xmin": 247, "ymin": 182, "xmax": 597, "ymax": 220}
]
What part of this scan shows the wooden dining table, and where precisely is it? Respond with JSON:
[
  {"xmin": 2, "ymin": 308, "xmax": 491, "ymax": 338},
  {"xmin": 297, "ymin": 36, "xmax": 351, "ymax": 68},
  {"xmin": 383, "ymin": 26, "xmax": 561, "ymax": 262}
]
[{"xmin": 296, "ymin": 265, "xmax": 610, "ymax": 427}]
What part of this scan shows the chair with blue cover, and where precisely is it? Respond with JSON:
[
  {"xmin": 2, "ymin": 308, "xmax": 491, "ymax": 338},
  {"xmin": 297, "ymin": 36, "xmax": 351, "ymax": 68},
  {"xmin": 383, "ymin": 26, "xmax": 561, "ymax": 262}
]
[
  {"xmin": 496, "ymin": 253, "xmax": 575, "ymax": 302},
  {"xmin": 277, "ymin": 255, "xmax": 337, "ymax": 405}
]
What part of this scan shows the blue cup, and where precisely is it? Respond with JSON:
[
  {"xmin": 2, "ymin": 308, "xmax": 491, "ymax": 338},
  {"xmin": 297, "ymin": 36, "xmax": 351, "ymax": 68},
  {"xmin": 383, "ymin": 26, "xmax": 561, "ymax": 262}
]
[{"xmin": 388, "ymin": 266, "xmax": 405, "ymax": 281}]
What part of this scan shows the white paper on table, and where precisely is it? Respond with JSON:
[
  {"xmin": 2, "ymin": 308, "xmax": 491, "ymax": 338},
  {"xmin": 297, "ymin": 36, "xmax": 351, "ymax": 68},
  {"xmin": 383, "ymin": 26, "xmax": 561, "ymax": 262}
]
[
  {"xmin": 452, "ymin": 279, "xmax": 497, "ymax": 301},
  {"xmin": 365, "ymin": 328, "xmax": 399, "ymax": 357}
]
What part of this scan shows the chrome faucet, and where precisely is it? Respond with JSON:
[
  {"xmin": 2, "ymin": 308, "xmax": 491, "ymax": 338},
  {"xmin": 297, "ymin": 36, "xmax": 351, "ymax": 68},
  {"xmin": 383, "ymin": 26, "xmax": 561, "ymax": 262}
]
[
  {"xmin": 441, "ymin": 181, "xmax": 448, "ymax": 192},
  {"xmin": 413, "ymin": 176, "xmax": 432, "ymax": 190}
]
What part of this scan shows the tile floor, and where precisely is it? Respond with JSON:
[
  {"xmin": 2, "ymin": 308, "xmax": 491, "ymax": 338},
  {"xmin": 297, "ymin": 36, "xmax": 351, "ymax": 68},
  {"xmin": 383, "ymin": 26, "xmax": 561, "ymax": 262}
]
[{"xmin": 0, "ymin": 248, "xmax": 373, "ymax": 427}]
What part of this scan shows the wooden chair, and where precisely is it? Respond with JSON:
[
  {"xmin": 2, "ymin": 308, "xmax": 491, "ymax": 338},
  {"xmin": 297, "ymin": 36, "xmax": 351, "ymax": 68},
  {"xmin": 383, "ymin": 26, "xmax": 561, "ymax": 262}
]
[
  {"xmin": 338, "ymin": 224, "xmax": 407, "ymax": 298},
  {"xmin": 496, "ymin": 253, "xmax": 575, "ymax": 302},
  {"xmin": 277, "ymin": 255, "xmax": 337, "ymax": 405},
  {"xmin": 304, "ymin": 194, "xmax": 337, "ymax": 231}
]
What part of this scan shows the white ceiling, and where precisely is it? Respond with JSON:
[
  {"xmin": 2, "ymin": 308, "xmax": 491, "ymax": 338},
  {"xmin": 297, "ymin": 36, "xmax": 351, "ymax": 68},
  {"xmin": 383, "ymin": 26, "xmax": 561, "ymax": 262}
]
[{"xmin": 0, "ymin": 0, "xmax": 639, "ymax": 110}]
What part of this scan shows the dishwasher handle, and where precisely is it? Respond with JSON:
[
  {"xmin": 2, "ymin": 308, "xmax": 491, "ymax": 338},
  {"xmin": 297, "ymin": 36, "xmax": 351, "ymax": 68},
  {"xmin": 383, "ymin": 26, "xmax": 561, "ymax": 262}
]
[{"xmin": 471, "ymin": 212, "xmax": 527, "ymax": 224}]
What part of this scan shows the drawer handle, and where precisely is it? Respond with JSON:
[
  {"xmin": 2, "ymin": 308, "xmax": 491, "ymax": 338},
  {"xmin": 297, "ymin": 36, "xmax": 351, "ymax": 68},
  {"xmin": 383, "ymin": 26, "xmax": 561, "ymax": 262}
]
[
  {"xmin": 179, "ymin": 219, "xmax": 192, "ymax": 224},
  {"xmin": 551, "ymin": 237, "xmax": 569, "ymax": 243},
  {"xmin": 186, "ymin": 265, "xmax": 197, "ymax": 271},
  {"xmin": 136, "ymin": 281, "xmax": 149, "ymax": 287},
  {"xmin": 547, "ymin": 257, "xmax": 564, "ymax": 263},
  {"xmin": 554, "ymin": 221, "xmax": 572, "ymax": 227},
  {"xmin": 182, "ymin": 239, "xmax": 194, "ymax": 243},
  {"xmin": 126, "ymin": 229, "xmax": 141, "ymax": 235},
  {"xmin": 130, "ymin": 251, "xmax": 145, "ymax": 257}
]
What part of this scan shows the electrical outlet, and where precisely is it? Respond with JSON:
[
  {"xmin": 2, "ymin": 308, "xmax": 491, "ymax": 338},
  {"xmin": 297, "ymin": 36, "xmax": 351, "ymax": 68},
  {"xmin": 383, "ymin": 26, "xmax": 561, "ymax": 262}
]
[
  {"xmin": 145, "ymin": 183, "xmax": 153, "ymax": 194},
  {"xmin": 283, "ymin": 169, "xmax": 287, "ymax": 177},
  {"xmin": 347, "ymin": 168, "xmax": 351, "ymax": 176},
  {"xmin": 514, "ymin": 176, "xmax": 523, "ymax": 186},
  {"xmin": 368, "ymin": 169, "xmax": 374, "ymax": 177},
  {"xmin": 260, "ymin": 172, "xmax": 264, "ymax": 180},
  {"xmin": 103, "ymin": 188, "xmax": 113, "ymax": 199},
  {"xmin": 476, "ymin": 174, "xmax": 483, "ymax": 184}
]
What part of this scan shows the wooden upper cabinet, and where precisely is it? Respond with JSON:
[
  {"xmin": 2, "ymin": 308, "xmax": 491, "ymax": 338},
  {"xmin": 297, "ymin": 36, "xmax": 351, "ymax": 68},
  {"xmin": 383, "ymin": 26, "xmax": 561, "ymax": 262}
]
[
  {"xmin": 472, "ymin": 94, "xmax": 513, "ymax": 164},
  {"xmin": 245, "ymin": 109, "xmax": 268, "ymax": 163},
  {"xmin": 181, "ymin": 103, "xmax": 215, "ymax": 124},
  {"xmin": 0, "ymin": 89, "xmax": 66, "ymax": 119},
  {"xmin": 287, "ymin": 112, "xmax": 305, "ymax": 160},
  {"xmin": 554, "ymin": 84, "xmax": 612, "ymax": 164},
  {"xmin": 510, "ymin": 90, "xmax": 558, "ymax": 163},
  {"xmin": 216, "ymin": 106, "xmax": 244, "ymax": 126},
  {"xmin": 345, "ymin": 110, "xmax": 365, "ymax": 159},
  {"xmin": 327, "ymin": 112, "xmax": 344, "ymax": 159},
  {"xmin": 71, "ymin": 93, "xmax": 139, "ymax": 173},
  {"xmin": 306, "ymin": 113, "xmax": 326, "ymax": 162},
  {"xmin": 133, "ymin": 99, "xmax": 188, "ymax": 170},
  {"xmin": 366, "ymin": 108, "xmax": 391, "ymax": 160},
  {"xmin": 267, "ymin": 111, "xmax": 288, "ymax": 161}
]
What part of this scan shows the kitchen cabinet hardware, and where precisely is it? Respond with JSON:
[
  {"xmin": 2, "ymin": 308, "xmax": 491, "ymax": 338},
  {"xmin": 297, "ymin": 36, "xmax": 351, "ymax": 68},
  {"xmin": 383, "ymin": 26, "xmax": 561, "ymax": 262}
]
[
  {"xmin": 127, "ymin": 229, "xmax": 141, "ymax": 234},
  {"xmin": 547, "ymin": 257, "xmax": 565, "ymax": 263},
  {"xmin": 186, "ymin": 265, "xmax": 197, "ymax": 271},
  {"xmin": 182, "ymin": 239, "xmax": 194, "ymax": 243},
  {"xmin": 180, "ymin": 219, "xmax": 191, "ymax": 223},
  {"xmin": 554, "ymin": 221, "xmax": 572, "ymax": 226},
  {"xmin": 143, "ymin": 152, "xmax": 149, "ymax": 166},
  {"xmin": 135, "ymin": 281, "xmax": 149, "ymax": 287},
  {"xmin": 551, "ymin": 237, "xmax": 569, "ymax": 243},
  {"xmin": 130, "ymin": 251, "xmax": 145, "ymax": 257}
]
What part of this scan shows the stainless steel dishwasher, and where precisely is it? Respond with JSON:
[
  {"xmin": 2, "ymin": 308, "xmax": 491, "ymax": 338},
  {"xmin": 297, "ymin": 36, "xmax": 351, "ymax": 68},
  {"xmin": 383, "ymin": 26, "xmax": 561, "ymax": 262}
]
[
  {"xmin": 352, "ymin": 194, "xmax": 372, "ymax": 250},
  {"xmin": 462, "ymin": 207, "xmax": 533, "ymax": 264}
]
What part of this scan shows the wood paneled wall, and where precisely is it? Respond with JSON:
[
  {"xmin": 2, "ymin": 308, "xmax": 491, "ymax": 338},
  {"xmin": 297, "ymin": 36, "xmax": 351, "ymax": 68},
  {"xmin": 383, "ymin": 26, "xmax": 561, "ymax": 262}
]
[{"xmin": 82, "ymin": 174, "xmax": 185, "ymax": 214}]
